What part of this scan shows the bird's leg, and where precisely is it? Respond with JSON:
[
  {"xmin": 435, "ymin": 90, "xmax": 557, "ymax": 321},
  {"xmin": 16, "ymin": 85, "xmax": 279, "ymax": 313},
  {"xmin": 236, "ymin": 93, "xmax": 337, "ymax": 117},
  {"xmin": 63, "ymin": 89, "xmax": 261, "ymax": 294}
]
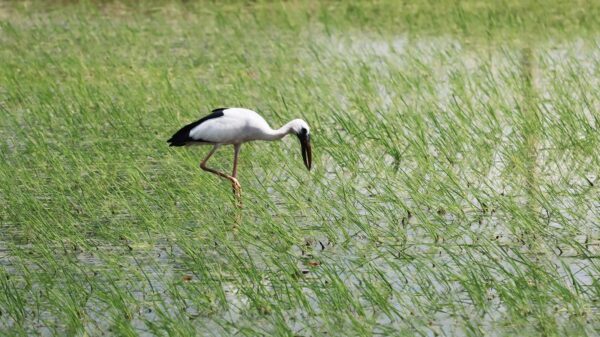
[
  {"xmin": 231, "ymin": 144, "xmax": 242, "ymax": 192},
  {"xmin": 232, "ymin": 144, "xmax": 241, "ymax": 179},
  {"xmin": 231, "ymin": 144, "xmax": 242, "ymax": 205},
  {"xmin": 199, "ymin": 145, "xmax": 242, "ymax": 208},
  {"xmin": 200, "ymin": 144, "xmax": 239, "ymax": 187}
]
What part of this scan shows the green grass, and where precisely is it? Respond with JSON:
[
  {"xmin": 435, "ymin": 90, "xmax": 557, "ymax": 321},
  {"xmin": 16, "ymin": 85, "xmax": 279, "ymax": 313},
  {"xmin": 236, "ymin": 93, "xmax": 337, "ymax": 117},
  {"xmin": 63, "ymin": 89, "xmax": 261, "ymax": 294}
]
[{"xmin": 1, "ymin": 1, "xmax": 600, "ymax": 336}]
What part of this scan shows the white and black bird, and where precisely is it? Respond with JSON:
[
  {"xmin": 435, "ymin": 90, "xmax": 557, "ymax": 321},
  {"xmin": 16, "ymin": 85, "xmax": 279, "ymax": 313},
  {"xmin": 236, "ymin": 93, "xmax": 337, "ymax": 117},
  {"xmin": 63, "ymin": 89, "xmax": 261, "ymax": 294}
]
[{"xmin": 167, "ymin": 107, "xmax": 312, "ymax": 198}]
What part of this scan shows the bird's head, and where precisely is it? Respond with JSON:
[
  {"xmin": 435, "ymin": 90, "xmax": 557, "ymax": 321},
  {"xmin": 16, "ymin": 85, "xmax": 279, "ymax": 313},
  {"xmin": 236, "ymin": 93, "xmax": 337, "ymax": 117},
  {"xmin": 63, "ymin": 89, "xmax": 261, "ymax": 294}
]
[{"xmin": 289, "ymin": 119, "xmax": 312, "ymax": 171}]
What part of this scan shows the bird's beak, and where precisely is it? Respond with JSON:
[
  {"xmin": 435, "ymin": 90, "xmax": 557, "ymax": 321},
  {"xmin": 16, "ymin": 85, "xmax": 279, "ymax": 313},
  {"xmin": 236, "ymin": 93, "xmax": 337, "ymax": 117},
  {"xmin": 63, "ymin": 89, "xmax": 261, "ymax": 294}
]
[{"xmin": 299, "ymin": 134, "xmax": 312, "ymax": 171}]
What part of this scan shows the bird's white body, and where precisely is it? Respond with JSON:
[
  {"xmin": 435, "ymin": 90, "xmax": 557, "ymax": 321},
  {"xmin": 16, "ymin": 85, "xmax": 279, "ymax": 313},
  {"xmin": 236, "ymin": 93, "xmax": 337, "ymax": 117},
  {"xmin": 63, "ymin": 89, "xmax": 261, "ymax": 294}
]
[
  {"xmin": 188, "ymin": 108, "xmax": 307, "ymax": 145},
  {"xmin": 189, "ymin": 108, "xmax": 271, "ymax": 144}
]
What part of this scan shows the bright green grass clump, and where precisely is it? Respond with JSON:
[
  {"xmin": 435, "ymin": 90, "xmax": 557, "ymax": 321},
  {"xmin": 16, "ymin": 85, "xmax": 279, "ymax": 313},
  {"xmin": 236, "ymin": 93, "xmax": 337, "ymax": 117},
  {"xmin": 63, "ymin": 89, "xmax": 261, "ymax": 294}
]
[{"xmin": 1, "ymin": 1, "xmax": 599, "ymax": 336}]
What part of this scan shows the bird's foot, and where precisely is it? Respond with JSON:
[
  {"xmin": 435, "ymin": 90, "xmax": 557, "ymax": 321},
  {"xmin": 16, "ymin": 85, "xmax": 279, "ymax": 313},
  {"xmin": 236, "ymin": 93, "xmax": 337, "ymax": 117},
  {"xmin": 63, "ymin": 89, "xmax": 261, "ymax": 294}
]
[
  {"xmin": 231, "ymin": 178, "xmax": 243, "ymax": 207},
  {"xmin": 230, "ymin": 178, "xmax": 242, "ymax": 193}
]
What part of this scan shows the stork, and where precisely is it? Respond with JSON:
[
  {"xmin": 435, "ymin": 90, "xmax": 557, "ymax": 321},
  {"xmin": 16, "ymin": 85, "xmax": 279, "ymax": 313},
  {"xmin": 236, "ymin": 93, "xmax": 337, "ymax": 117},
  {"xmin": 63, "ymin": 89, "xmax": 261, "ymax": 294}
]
[{"xmin": 167, "ymin": 108, "xmax": 312, "ymax": 202}]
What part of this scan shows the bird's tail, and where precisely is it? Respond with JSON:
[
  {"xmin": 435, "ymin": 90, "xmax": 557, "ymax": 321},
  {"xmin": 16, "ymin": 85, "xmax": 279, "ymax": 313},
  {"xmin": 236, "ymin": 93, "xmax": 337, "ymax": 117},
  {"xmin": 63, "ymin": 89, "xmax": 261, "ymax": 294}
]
[{"xmin": 167, "ymin": 137, "xmax": 186, "ymax": 147}]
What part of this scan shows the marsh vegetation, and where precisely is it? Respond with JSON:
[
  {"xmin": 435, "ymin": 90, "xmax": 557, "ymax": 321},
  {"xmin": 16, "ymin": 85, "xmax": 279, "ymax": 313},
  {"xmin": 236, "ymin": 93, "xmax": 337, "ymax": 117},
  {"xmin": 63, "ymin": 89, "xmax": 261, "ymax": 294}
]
[{"xmin": 1, "ymin": 1, "xmax": 599, "ymax": 336}]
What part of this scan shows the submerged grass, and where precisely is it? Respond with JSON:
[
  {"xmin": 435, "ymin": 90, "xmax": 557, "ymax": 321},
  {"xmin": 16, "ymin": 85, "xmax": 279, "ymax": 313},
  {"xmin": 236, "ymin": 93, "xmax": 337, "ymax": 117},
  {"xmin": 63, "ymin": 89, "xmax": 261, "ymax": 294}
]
[{"xmin": 1, "ymin": 1, "xmax": 600, "ymax": 336}]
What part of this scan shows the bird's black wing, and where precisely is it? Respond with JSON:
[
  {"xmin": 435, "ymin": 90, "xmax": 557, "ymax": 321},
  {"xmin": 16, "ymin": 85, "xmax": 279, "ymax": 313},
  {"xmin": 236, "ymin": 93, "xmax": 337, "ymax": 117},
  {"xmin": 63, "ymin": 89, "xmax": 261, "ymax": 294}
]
[{"xmin": 167, "ymin": 108, "xmax": 227, "ymax": 146}]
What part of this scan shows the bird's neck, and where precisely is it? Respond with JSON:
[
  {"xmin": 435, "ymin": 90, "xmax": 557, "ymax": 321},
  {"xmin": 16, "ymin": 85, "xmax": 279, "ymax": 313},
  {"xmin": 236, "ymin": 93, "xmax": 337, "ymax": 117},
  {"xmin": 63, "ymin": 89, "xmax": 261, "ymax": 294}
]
[{"xmin": 261, "ymin": 122, "xmax": 295, "ymax": 141}]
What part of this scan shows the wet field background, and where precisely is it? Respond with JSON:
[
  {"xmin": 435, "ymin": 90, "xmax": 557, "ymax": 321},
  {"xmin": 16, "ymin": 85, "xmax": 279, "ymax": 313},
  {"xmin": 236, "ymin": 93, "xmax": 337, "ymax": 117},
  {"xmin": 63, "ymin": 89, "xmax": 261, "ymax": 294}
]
[{"xmin": 1, "ymin": 1, "xmax": 599, "ymax": 336}]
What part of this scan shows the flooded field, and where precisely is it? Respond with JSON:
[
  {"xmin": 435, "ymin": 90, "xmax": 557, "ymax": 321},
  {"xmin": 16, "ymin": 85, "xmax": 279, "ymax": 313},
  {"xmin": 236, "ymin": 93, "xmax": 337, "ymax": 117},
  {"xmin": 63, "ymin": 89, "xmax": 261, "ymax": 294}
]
[{"xmin": 1, "ymin": 1, "xmax": 599, "ymax": 336}]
